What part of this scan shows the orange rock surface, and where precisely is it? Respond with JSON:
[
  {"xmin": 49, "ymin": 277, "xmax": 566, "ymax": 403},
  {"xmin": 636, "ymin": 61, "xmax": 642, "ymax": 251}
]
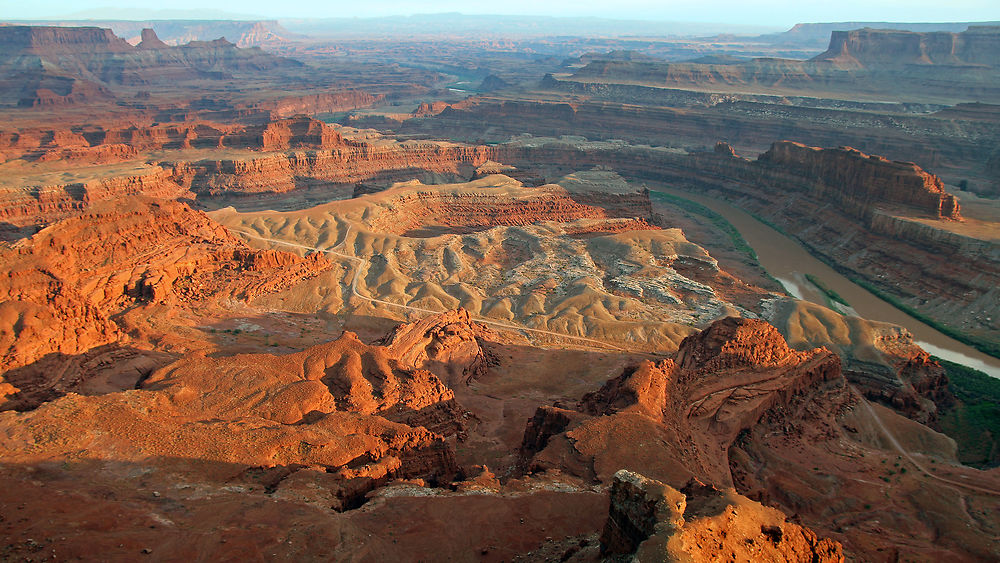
[
  {"xmin": 0, "ymin": 197, "xmax": 330, "ymax": 409},
  {"xmin": 601, "ymin": 470, "xmax": 843, "ymax": 562}
]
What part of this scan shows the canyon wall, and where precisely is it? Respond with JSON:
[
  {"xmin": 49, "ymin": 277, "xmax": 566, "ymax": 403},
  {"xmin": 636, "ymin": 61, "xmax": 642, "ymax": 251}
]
[
  {"xmin": 0, "ymin": 26, "xmax": 302, "ymax": 108},
  {"xmin": 401, "ymin": 95, "xmax": 1000, "ymax": 195},
  {"xmin": 359, "ymin": 182, "xmax": 653, "ymax": 236},
  {"xmin": 1, "ymin": 117, "xmax": 495, "ymax": 229},
  {"xmin": 172, "ymin": 142, "xmax": 493, "ymax": 196},
  {"xmin": 740, "ymin": 141, "xmax": 959, "ymax": 219},
  {"xmin": 20, "ymin": 20, "xmax": 298, "ymax": 48},
  {"xmin": 5, "ymin": 117, "xmax": 994, "ymax": 353},
  {"xmin": 813, "ymin": 26, "xmax": 1000, "ymax": 67},
  {"xmin": 0, "ymin": 25, "xmax": 134, "ymax": 53},
  {"xmin": 561, "ymin": 26, "xmax": 1000, "ymax": 103},
  {"xmin": 496, "ymin": 139, "xmax": 959, "ymax": 219},
  {"xmin": 0, "ymin": 168, "xmax": 190, "ymax": 233},
  {"xmin": 1, "ymin": 115, "xmax": 347, "ymax": 162},
  {"xmin": 489, "ymin": 138, "xmax": 997, "ymax": 347}
]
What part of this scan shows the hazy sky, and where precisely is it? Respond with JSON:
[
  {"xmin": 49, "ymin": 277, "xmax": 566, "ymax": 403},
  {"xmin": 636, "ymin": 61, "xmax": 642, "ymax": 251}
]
[{"xmin": 4, "ymin": 0, "xmax": 999, "ymax": 27}]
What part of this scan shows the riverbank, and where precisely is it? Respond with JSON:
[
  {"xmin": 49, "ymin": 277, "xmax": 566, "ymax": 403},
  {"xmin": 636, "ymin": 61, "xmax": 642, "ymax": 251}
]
[{"xmin": 649, "ymin": 186, "xmax": 1000, "ymax": 379}]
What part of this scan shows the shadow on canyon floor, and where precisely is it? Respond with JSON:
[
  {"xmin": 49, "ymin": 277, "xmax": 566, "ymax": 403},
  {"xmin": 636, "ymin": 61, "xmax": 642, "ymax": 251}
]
[{"xmin": 0, "ymin": 345, "xmax": 176, "ymax": 411}]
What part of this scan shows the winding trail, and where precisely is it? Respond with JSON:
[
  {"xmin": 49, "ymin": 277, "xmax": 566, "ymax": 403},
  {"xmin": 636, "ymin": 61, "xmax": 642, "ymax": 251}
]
[
  {"xmin": 231, "ymin": 227, "xmax": 641, "ymax": 354},
  {"xmin": 851, "ymin": 385, "xmax": 1000, "ymax": 496}
]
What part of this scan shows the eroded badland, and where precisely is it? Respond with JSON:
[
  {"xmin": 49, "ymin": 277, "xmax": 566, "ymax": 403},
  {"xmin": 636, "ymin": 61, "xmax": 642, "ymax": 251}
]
[{"xmin": 0, "ymin": 17, "xmax": 999, "ymax": 562}]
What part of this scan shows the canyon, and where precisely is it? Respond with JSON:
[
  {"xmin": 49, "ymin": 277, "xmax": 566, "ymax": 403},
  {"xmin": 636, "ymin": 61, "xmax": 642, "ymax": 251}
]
[{"xmin": 0, "ymin": 17, "xmax": 997, "ymax": 563}]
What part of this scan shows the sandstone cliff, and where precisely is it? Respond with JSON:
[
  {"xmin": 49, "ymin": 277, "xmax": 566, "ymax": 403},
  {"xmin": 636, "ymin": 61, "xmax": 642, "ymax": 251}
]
[
  {"xmin": 2, "ymin": 115, "xmax": 345, "ymax": 163},
  {"xmin": 813, "ymin": 26, "xmax": 1000, "ymax": 68},
  {"xmin": 481, "ymin": 137, "xmax": 998, "ymax": 349},
  {"xmin": 173, "ymin": 140, "xmax": 493, "ymax": 196},
  {"xmin": 1, "ymin": 117, "xmax": 496, "ymax": 228},
  {"xmin": 516, "ymin": 315, "xmax": 990, "ymax": 560},
  {"xmin": 756, "ymin": 141, "xmax": 960, "ymax": 219},
  {"xmin": 559, "ymin": 26, "xmax": 1000, "ymax": 103},
  {"xmin": 0, "ymin": 168, "xmax": 190, "ymax": 232}
]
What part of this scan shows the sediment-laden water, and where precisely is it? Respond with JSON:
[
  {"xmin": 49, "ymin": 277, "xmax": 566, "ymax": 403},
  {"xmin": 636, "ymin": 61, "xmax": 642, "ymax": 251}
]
[{"xmin": 651, "ymin": 187, "xmax": 1000, "ymax": 378}]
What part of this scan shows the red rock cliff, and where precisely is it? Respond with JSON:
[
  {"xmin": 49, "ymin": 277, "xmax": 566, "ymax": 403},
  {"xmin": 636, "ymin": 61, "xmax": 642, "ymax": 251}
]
[
  {"xmin": 756, "ymin": 141, "xmax": 960, "ymax": 219},
  {"xmin": 0, "ymin": 26, "xmax": 134, "ymax": 54}
]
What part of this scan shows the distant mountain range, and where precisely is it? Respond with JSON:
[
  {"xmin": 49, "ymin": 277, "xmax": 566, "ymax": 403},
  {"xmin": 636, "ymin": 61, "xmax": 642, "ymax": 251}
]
[
  {"xmin": 759, "ymin": 21, "xmax": 1000, "ymax": 49},
  {"xmin": 0, "ymin": 20, "xmax": 298, "ymax": 48},
  {"xmin": 3, "ymin": 16, "xmax": 998, "ymax": 49}
]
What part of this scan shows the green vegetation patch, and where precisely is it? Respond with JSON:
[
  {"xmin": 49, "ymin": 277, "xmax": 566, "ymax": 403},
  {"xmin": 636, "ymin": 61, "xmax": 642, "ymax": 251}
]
[
  {"xmin": 649, "ymin": 190, "xmax": 758, "ymax": 261},
  {"xmin": 935, "ymin": 356, "xmax": 1000, "ymax": 467},
  {"xmin": 852, "ymin": 278, "xmax": 1000, "ymax": 359},
  {"xmin": 652, "ymin": 189, "xmax": 1000, "ymax": 359},
  {"xmin": 745, "ymin": 207, "xmax": 1000, "ymax": 359},
  {"xmin": 804, "ymin": 273, "xmax": 849, "ymax": 307}
]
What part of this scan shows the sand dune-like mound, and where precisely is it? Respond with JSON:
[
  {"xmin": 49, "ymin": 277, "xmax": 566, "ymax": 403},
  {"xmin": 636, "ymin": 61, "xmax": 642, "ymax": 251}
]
[{"xmin": 213, "ymin": 174, "xmax": 771, "ymax": 352}]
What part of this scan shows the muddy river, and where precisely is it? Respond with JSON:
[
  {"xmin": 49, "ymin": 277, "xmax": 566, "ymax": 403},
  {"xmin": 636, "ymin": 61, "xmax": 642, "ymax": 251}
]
[{"xmin": 651, "ymin": 187, "xmax": 1000, "ymax": 378}]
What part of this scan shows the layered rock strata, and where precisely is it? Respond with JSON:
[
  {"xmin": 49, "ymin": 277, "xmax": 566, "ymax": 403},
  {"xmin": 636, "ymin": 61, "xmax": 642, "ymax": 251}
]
[
  {"xmin": 400, "ymin": 94, "xmax": 1000, "ymax": 196},
  {"xmin": 215, "ymin": 174, "xmax": 768, "ymax": 351},
  {"xmin": 756, "ymin": 141, "xmax": 959, "ymax": 219},
  {"xmin": 172, "ymin": 141, "xmax": 493, "ymax": 196},
  {"xmin": 813, "ymin": 26, "xmax": 1000, "ymax": 68},
  {"xmin": 1, "ymin": 118, "xmax": 496, "ymax": 230},
  {"xmin": 518, "ymin": 316, "xmax": 994, "ymax": 559},
  {"xmin": 1, "ymin": 115, "xmax": 345, "ymax": 163}
]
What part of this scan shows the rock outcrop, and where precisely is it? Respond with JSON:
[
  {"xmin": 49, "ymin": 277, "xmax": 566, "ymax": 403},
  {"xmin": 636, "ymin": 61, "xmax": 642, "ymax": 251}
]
[
  {"xmin": 0, "ymin": 310, "xmax": 493, "ymax": 511},
  {"xmin": 493, "ymin": 138, "xmax": 960, "ymax": 221},
  {"xmin": 44, "ymin": 19, "xmax": 298, "ymax": 48},
  {"xmin": 359, "ymin": 179, "xmax": 650, "ymax": 236},
  {"xmin": 474, "ymin": 137, "xmax": 998, "ymax": 348},
  {"xmin": 0, "ymin": 197, "xmax": 330, "ymax": 409},
  {"xmin": 1, "ymin": 115, "xmax": 345, "ymax": 163},
  {"xmin": 601, "ymin": 470, "xmax": 844, "ymax": 562},
  {"xmin": 404, "ymin": 91, "xmax": 1000, "ymax": 196},
  {"xmin": 555, "ymin": 26, "xmax": 1000, "ymax": 104},
  {"xmin": 0, "ymin": 25, "xmax": 134, "ymax": 53},
  {"xmin": 0, "ymin": 118, "xmax": 496, "ymax": 229},
  {"xmin": 137, "ymin": 28, "xmax": 169, "ymax": 49},
  {"xmin": 173, "ymin": 140, "xmax": 493, "ymax": 196},
  {"xmin": 0, "ymin": 168, "xmax": 191, "ymax": 233},
  {"xmin": 375, "ymin": 308, "xmax": 496, "ymax": 386},
  {"xmin": 142, "ymin": 312, "xmax": 478, "ymax": 440},
  {"xmin": 522, "ymin": 317, "xmax": 841, "ymax": 486}
]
